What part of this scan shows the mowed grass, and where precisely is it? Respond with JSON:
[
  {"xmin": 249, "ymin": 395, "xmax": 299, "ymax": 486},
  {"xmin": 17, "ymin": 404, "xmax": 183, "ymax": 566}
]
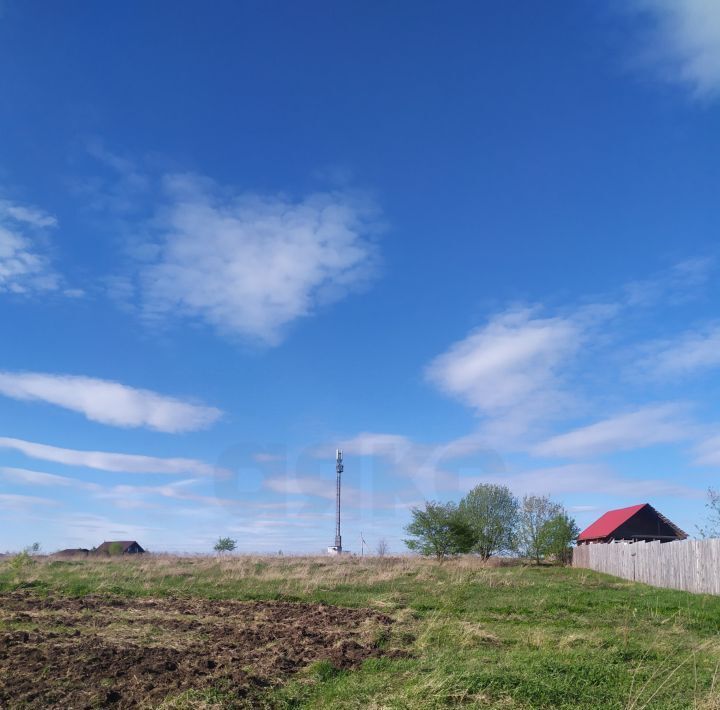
[{"xmin": 1, "ymin": 555, "xmax": 720, "ymax": 708}]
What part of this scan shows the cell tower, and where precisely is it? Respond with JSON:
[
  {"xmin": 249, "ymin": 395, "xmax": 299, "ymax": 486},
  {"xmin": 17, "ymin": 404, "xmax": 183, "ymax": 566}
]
[{"xmin": 327, "ymin": 449, "xmax": 343, "ymax": 555}]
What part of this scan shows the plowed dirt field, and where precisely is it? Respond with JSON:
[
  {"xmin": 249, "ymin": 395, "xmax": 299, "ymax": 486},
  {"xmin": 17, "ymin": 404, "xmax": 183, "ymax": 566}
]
[{"xmin": 0, "ymin": 592, "xmax": 398, "ymax": 708}]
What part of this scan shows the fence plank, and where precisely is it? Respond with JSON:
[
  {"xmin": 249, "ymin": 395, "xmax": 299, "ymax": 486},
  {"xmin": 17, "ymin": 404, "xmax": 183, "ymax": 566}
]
[{"xmin": 572, "ymin": 538, "xmax": 720, "ymax": 595}]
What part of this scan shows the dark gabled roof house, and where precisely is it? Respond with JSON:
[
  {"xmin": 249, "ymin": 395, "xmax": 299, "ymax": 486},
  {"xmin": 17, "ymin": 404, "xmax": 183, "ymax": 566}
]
[
  {"xmin": 94, "ymin": 540, "xmax": 145, "ymax": 555},
  {"xmin": 577, "ymin": 503, "xmax": 687, "ymax": 545},
  {"xmin": 54, "ymin": 548, "xmax": 89, "ymax": 557}
]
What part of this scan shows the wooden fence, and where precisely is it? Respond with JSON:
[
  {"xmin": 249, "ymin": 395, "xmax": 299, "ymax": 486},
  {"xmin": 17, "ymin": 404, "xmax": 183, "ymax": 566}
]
[{"xmin": 572, "ymin": 538, "xmax": 720, "ymax": 595}]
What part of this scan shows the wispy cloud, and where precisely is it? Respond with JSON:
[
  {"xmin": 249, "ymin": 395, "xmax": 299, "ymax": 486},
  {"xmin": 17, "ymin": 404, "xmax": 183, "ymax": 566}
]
[
  {"xmin": 265, "ymin": 475, "xmax": 361, "ymax": 501},
  {"xmin": 532, "ymin": 404, "xmax": 692, "ymax": 459},
  {"xmin": 56, "ymin": 513, "xmax": 158, "ymax": 546},
  {"xmin": 0, "ymin": 493, "xmax": 58, "ymax": 511},
  {"xmin": 469, "ymin": 462, "xmax": 701, "ymax": 499},
  {"xmin": 335, "ymin": 430, "xmax": 505, "ymax": 482},
  {"xmin": 93, "ymin": 479, "xmax": 224, "ymax": 509},
  {"xmin": 623, "ymin": 257, "xmax": 714, "ymax": 306},
  {"xmin": 0, "ymin": 199, "xmax": 57, "ymax": 228},
  {"xmin": 693, "ymin": 433, "xmax": 720, "ymax": 466},
  {"xmin": 0, "ymin": 436, "xmax": 216, "ymax": 475},
  {"xmin": 0, "ymin": 465, "xmax": 230, "ymax": 511},
  {"xmin": 0, "ymin": 466, "xmax": 100, "ymax": 490},
  {"xmin": 111, "ymin": 172, "xmax": 382, "ymax": 345},
  {"xmin": 630, "ymin": 0, "xmax": 720, "ymax": 98},
  {"xmin": 426, "ymin": 308, "xmax": 582, "ymax": 414},
  {"xmin": 0, "ymin": 371, "xmax": 222, "ymax": 432},
  {"xmin": 0, "ymin": 196, "xmax": 60, "ymax": 294},
  {"xmin": 252, "ymin": 452, "xmax": 286, "ymax": 463},
  {"xmin": 75, "ymin": 141, "xmax": 152, "ymax": 215},
  {"xmin": 640, "ymin": 323, "xmax": 720, "ymax": 378},
  {"xmin": 325, "ymin": 428, "xmax": 702, "ymax": 503},
  {"xmin": 337, "ymin": 432, "xmax": 415, "ymax": 459},
  {"xmin": 423, "ymin": 259, "xmax": 712, "ymax": 451}
]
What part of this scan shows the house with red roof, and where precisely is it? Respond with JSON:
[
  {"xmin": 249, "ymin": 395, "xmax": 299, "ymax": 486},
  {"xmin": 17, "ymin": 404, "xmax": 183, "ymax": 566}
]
[{"xmin": 577, "ymin": 504, "xmax": 687, "ymax": 545}]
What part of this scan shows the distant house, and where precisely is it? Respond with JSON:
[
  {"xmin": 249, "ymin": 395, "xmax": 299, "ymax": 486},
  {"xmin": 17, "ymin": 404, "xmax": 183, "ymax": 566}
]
[
  {"xmin": 94, "ymin": 540, "xmax": 145, "ymax": 555},
  {"xmin": 577, "ymin": 504, "xmax": 687, "ymax": 545},
  {"xmin": 54, "ymin": 548, "xmax": 90, "ymax": 557}
]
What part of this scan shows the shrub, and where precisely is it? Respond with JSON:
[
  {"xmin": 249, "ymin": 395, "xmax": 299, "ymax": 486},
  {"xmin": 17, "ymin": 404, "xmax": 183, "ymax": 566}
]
[{"xmin": 10, "ymin": 551, "xmax": 35, "ymax": 571}]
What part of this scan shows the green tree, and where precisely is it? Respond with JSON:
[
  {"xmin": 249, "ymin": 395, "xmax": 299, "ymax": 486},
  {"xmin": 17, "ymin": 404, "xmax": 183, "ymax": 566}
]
[
  {"xmin": 108, "ymin": 542, "xmax": 124, "ymax": 556},
  {"xmin": 214, "ymin": 537, "xmax": 237, "ymax": 555},
  {"xmin": 538, "ymin": 512, "xmax": 579, "ymax": 564},
  {"xmin": 404, "ymin": 501, "xmax": 475, "ymax": 561},
  {"xmin": 517, "ymin": 495, "xmax": 563, "ymax": 564},
  {"xmin": 458, "ymin": 484, "xmax": 518, "ymax": 559}
]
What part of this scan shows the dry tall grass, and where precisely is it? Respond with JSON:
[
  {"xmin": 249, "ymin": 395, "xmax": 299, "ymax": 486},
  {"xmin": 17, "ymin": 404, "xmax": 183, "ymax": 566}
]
[{"xmin": 23, "ymin": 553, "xmax": 519, "ymax": 598}]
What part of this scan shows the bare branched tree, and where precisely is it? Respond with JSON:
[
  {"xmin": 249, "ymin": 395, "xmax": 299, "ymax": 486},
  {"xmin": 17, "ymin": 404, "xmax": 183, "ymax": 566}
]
[
  {"xmin": 698, "ymin": 488, "xmax": 720, "ymax": 538},
  {"xmin": 517, "ymin": 495, "xmax": 563, "ymax": 564}
]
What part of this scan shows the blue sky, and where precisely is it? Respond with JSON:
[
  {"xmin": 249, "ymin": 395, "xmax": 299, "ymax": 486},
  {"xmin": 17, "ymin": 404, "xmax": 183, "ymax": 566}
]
[{"xmin": 2, "ymin": 1, "xmax": 720, "ymax": 553}]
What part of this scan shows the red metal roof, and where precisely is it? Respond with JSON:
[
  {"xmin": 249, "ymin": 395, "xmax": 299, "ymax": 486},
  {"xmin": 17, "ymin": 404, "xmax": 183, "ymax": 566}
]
[{"xmin": 577, "ymin": 504, "xmax": 647, "ymax": 541}]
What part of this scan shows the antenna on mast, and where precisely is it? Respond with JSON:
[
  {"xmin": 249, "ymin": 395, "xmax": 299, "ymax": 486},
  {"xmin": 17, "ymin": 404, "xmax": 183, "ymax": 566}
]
[{"xmin": 328, "ymin": 449, "xmax": 344, "ymax": 555}]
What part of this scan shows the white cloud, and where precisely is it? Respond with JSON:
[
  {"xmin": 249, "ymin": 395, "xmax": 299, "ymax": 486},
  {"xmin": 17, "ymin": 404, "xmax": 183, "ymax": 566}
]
[
  {"xmin": 94, "ymin": 479, "xmax": 225, "ymax": 509},
  {"xmin": 0, "ymin": 493, "xmax": 58, "ymax": 511},
  {"xmin": 632, "ymin": 0, "xmax": 720, "ymax": 97},
  {"xmin": 0, "ymin": 436, "xmax": 216, "ymax": 475},
  {"xmin": 134, "ymin": 174, "xmax": 381, "ymax": 344},
  {"xmin": 468, "ymin": 462, "xmax": 701, "ymax": 499},
  {"xmin": 332, "ymin": 430, "xmax": 700, "ymax": 501},
  {"xmin": 56, "ymin": 513, "xmax": 158, "ymax": 546},
  {"xmin": 641, "ymin": 323, "xmax": 720, "ymax": 377},
  {"xmin": 623, "ymin": 257, "xmax": 714, "ymax": 306},
  {"xmin": 423, "ymin": 262, "xmax": 712, "ymax": 451},
  {"xmin": 692, "ymin": 434, "xmax": 720, "ymax": 466},
  {"xmin": 265, "ymin": 475, "xmax": 363, "ymax": 502},
  {"xmin": 0, "ymin": 466, "xmax": 100, "ymax": 490},
  {"xmin": 337, "ymin": 432, "xmax": 415, "ymax": 459},
  {"xmin": 334, "ymin": 430, "xmax": 505, "ymax": 482},
  {"xmin": 532, "ymin": 404, "xmax": 692, "ymax": 459},
  {"xmin": 0, "ymin": 198, "xmax": 60, "ymax": 294},
  {"xmin": 266, "ymin": 475, "xmax": 341, "ymax": 500},
  {"xmin": 252, "ymin": 452, "xmax": 286, "ymax": 463},
  {"xmin": 0, "ymin": 200, "xmax": 57, "ymax": 228},
  {"xmin": 0, "ymin": 371, "xmax": 221, "ymax": 432},
  {"xmin": 0, "ymin": 465, "xmax": 231, "ymax": 511},
  {"xmin": 426, "ymin": 308, "xmax": 581, "ymax": 417}
]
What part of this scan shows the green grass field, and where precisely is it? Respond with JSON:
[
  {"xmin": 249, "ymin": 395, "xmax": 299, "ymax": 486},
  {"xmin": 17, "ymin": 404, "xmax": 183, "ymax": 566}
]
[{"xmin": 1, "ymin": 554, "xmax": 719, "ymax": 708}]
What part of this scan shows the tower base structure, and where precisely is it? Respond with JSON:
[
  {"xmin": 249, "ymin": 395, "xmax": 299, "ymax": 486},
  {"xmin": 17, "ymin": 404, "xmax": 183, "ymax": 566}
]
[{"xmin": 327, "ymin": 545, "xmax": 343, "ymax": 555}]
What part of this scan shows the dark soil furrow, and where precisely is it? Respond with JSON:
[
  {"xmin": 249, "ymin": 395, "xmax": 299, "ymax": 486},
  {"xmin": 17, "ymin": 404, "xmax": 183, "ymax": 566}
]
[{"xmin": 0, "ymin": 592, "xmax": 398, "ymax": 709}]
